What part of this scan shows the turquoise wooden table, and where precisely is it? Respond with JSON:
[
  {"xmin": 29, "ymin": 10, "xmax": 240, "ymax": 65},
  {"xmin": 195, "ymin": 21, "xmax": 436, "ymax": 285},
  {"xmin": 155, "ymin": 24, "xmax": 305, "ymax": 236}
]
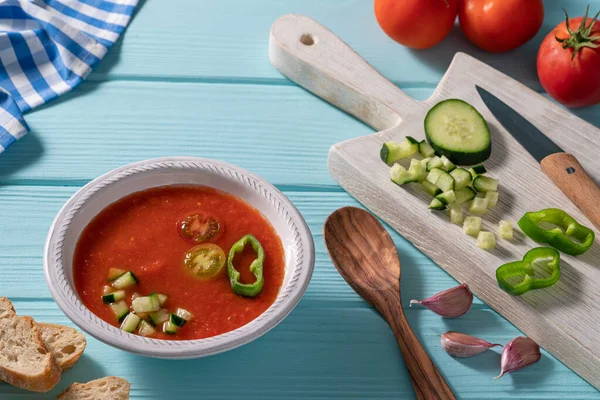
[{"xmin": 1, "ymin": 1, "xmax": 599, "ymax": 398}]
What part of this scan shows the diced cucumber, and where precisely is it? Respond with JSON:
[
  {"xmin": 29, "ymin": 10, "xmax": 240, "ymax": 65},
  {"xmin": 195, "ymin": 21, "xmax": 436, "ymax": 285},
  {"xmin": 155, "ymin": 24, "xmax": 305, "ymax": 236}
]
[
  {"xmin": 380, "ymin": 137, "xmax": 419, "ymax": 164},
  {"xmin": 157, "ymin": 293, "xmax": 168, "ymax": 306},
  {"xmin": 163, "ymin": 321, "xmax": 178, "ymax": 335},
  {"xmin": 440, "ymin": 155, "xmax": 456, "ymax": 172},
  {"xmin": 176, "ymin": 308, "xmax": 193, "ymax": 322},
  {"xmin": 103, "ymin": 285, "xmax": 114, "ymax": 295},
  {"xmin": 468, "ymin": 164, "xmax": 487, "ymax": 179},
  {"xmin": 110, "ymin": 300, "xmax": 130, "ymax": 323},
  {"xmin": 448, "ymin": 204, "xmax": 464, "ymax": 225},
  {"xmin": 468, "ymin": 197, "xmax": 489, "ymax": 215},
  {"xmin": 120, "ymin": 313, "xmax": 140, "ymax": 333},
  {"xmin": 170, "ymin": 313, "xmax": 187, "ymax": 328},
  {"xmin": 435, "ymin": 171, "xmax": 455, "ymax": 192},
  {"xmin": 408, "ymin": 159, "xmax": 428, "ymax": 182},
  {"xmin": 473, "ymin": 175, "xmax": 498, "ymax": 193},
  {"xmin": 463, "ymin": 216, "xmax": 482, "ymax": 237},
  {"xmin": 429, "ymin": 198, "xmax": 447, "ymax": 210},
  {"xmin": 436, "ymin": 190, "xmax": 456, "ymax": 205},
  {"xmin": 421, "ymin": 180, "xmax": 442, "ymax": 197},
  {"xmin": 390, "ymin": 164, "xmax": 418, "ymax": 185},
  {"xmin": 420, "ymin": 157, "xmax": 431, "ymax": 168},
  {"xmin": 499, "ymin": 220, "xmax": 513, "ymax": 239},
  {"xmin": 426, "ymin": 156, "xmax": 444, "ymax": 172},
  {"xmin": 419, "ymin": 140, "xmax": 436, "ymax": 158},
  {"xmin": 426, "ymin": 168, "xmax": 444, "ymax": 185},
  {"xmin": 149, "ymin": 309, "xmax": 170, "ymax": 325},
  {"xmin": 131, "ymin": 292, "xmax": 141, "ymax": 301},
  {"xmin": 454, "ymin": 187, "xmax": 477, "ymax": 205},
  {"xmin": 449, "ymin": 168, "xmax": 472, "ymax": 191},
  {"xmin": 485, "ymin": 191, "xmax": 499, "ymax": 207},
  {"xmin": 102, "ymin": 290, "xmax": 126, "ymax": 304},
  {"xmin": 138, "ymin": 320, "xmax": 156, "ymax": 337},
  {"xmin": 112, "ymin": 271, "xmax": 138, "ymax": 289},
  {"xmin": 477, "ymin": 231, "xmax": 496, "ymax": 250},
  {"xmin": 132, "ymin": 294, "xmax": 160, "ymax": 313},
  {"xmin": 424, "ymin": 99, "xmax": 491, "ymax": 165},
  {"xmin": 107, "ymin": 267, "xmax": 127, "ymax": 282}
]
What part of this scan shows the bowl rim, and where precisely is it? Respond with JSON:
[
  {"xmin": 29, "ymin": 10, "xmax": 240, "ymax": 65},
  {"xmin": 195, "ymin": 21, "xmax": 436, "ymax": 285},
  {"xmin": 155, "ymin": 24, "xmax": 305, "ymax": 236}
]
[{"xmin": 44, "ymin": 157, "xmax": 315, "ymax": 359}]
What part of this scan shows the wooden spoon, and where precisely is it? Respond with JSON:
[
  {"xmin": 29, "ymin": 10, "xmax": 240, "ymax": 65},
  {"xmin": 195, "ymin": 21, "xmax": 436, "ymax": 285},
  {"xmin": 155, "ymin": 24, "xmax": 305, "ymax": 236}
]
[{"xmin": 324, "ymin": 206, "xmax": 455, "ymax": 400}]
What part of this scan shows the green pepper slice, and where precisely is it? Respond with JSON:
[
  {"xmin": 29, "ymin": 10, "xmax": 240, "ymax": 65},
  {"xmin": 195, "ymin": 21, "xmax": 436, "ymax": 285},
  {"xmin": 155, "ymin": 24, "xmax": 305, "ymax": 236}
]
[
  {"xmin": 184, "ymin": 243, "xmax": 226, "ymax": 279},
  {"xmin": 496, "ymin": 247, "xmax": 560, "ymax": 296},
  {"xmin": 518, "ymin": 208, "xmax": 595, "ymax": 256},
  {"xmin": 227, "ymin": 234, "xmax": 264, "ymax": 297}
]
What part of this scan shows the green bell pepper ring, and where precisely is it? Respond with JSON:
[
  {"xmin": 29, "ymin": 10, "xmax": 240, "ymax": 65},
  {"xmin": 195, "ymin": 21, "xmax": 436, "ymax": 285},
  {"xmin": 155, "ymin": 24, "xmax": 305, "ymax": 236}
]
[
  {"xmin": 518, "ymin": 208, "xmax": 595, "ymax": 256},
  {"xmin": 227, "ymin": 234, "xmax": 264, "ymax": 297},
  {"xmin": 496, "ymin": 247, "xmax": 560, "ymax": 296}
]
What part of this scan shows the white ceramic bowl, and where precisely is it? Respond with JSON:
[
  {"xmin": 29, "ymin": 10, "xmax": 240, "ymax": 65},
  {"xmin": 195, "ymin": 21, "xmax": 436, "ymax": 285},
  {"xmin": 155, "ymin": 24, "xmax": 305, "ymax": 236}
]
[{"xmin": 44, "ymin": 157, "xmax": 315, "ymax": 359}]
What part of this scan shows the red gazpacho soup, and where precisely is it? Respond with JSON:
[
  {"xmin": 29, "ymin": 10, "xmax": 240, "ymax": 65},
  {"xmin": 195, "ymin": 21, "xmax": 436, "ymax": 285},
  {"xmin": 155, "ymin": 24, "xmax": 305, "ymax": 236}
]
[{"xmin": 73, "ymin": 185, "xmax": 285, "ymax": 340}]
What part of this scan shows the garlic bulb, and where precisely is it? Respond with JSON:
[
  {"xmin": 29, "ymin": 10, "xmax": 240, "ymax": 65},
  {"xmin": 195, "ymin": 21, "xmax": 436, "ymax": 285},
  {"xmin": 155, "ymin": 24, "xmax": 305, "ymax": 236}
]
[
  {"xmin": 410, "ymin": 283, "xmax": 473, "ymax": 317},
  {"xmin": 441, "ymin": 331, "xmax": 502, "ymax": 357}
]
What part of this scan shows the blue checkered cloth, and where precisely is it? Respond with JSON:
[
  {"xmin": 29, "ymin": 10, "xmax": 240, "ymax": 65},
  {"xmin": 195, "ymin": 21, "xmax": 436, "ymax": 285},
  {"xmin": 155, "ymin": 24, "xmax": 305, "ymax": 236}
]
[{"xmin": 0, "ymin": 0, "xmax": 138, "ymax": 152}]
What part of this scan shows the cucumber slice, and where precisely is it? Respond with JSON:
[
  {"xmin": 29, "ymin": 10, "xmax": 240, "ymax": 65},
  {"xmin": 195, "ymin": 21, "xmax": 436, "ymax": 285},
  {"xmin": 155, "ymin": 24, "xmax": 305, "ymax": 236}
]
[
  {"xmin": 170, "ymin": 313, "xmax": 187, "ymax": 328},
  {"xmin": 450, "ymin": 168, "xmax": 472, "ymax": 190},
  {"xmin": 390, "ymin": 164, "xmax": 417, "ymax": 185},
  {"xmin": 157, "ymin": 293, "xmax": 168, "ymax": 306},
  {"xmin": 463, "ymin": 216, "xmax": 482, "ymax": 237},
  {"xmin": 448, "ymin": 204, "xmax": 464, "ymax": 225},
  {"xmin": 110, "ymin": 300, "xmax": 130, "ymax": 323},
  {"xmin": 421, "ymin": 180, "xmax": 442, "ymax": 197},
  {"xmin": 149, "ymin": 309, "xmax": 170, "ymax": 325},
  {"xmin": 435, "ymin": 171, "xmax": 455, "ymax": 192},
  {"xmin": 426, "ymin": 168, "xmax": 444, "ymax": 185},
  {"xmin": 163, "ymin": 321, "xmax": 178, "ymax": 335},
  {"xmin": 454, "ymin": 187, "xmax": 477, "ymax": 205},
  {"xmin": 380, "ymin": 136, "xmax": 419, "ymax": 164},
  {"xmin": 476, "ymin": 231, "xmax": 496, "ymax": 250},
  {"xmin": 112, "ymin": 271, "xmax": 138, "ymax": 289},
  {"xmin": 440, "ymin": 155, "xmax": 456, "ymax": 172},
  {"xmin": 473, "ymin": 175, "xmax": 499, "ymax": 193},
  {"xmin": 107, "ymin": 267, "xmax": 127, "ymax": 282},
  {"xmin": 426, "ymin": 156, "xmax": 444, "ymax": 171},
  {"xmin": 425, "ymin": 99, "xmax": 491, "ymax": 165},
  {"xmin": 436, "ymin": 190, "xmax": 456, "ymax": 205},
  {"xmin": 176, "ymin": 308, "xmax": 193, "ymax": 322},
  {"xmin": 120, "ymin": 313, "xmax": 140, "ymax": 333},
  {"xmin": 132, "ymin": 294, "xmax": 160, "ymax": 313},
  {"xmin": 408, "ymin": 159, "xmax": 428, "ymax": 182},
  {"xmin": 469, "ymin": 164, "xmax": 487, "ymax": 178},
  {"xmin": 484, "ymin": 191, "xmax": 499, "ymax": 207},
  {"xmin": 419, "ymin": 140, "xmax": 436, "ymax": 158},
  {"xmin": 468, "ymin": 197, "xmax": 489, "ymax": 215},
  {"xmin": 498, "ymin": 220, "xmax": 513, "ymax": 239},
  {"xmin": 429, "ymin": 198, "xmax": 447, "ymax": 210},
  {"xmin": 102, "ymin": 290, "xmax": 125, "ymax": 304},
  {"xmin": 138, "ymin": 320, "xmax": 156, "ymax": 337}
]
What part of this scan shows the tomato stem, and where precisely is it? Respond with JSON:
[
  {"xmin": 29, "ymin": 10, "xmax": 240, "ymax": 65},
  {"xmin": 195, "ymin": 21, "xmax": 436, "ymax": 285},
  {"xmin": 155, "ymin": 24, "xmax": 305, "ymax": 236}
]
[{"xmin": 555, "ymin": 6, "xmax": 600, "ymax": 60}]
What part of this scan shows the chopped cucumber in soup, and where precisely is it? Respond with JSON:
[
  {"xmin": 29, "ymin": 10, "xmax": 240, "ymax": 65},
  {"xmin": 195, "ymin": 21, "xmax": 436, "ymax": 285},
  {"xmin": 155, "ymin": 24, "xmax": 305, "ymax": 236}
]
[
  {"xmin": 157, "ymin": 293, "xmax": 168, "ymax": 306},
  {"xmin": 469, "ymin": 197, "xmax": 489, "ymax": 215},
  {"xmin": 421, "ymin": 180, "xmax": 442, "ymax": 196},
  {"xmin": 449, "ymin": 168, "xmax": 472, "ymax": 191},
  {"xmin": 419, "ymin": 140, "xmax": 436, "ymax": 158},
  {"xmin": 463, "ymin": 216, "xmax": 482, "ymax": 237},
  {"xmin": 473, "ymin": 175, "xmax": 499, "ymax": 192},
  {"xmin": 149, "ymin": 309, "xmax": 170, "ymax": 325},
  {"xmin": 170, "ymin": 313, "xmax": 187, "ymax": 328},
  {"xmin": 440, "ymin": 155, "xmax": 456, "ymax": 172},
  {"xmin": 477, "ymin": 231, "xmax": 496, "ymax": 250},
  {"xmin": 138, "ymin": 320, "xmax": 156, "ymax": 337},
  {"xmin": 448, "ymin": 204, "xmax": 464, "ymax": 225},
  {"xmin": 468, "ymin": 164, "xmax": 487, "ymax": 179},
  {"xmin": 112, "ymin": 271, "xmax": 138, "ymax": 289},
  {"xmin": 426, "ymin": 156, "xmax": 444, "ymax": 171},
  {"xmin": 424, "ymin": 99, "xmax": 491, "ymax": 165},
  {"xmin": 107, "ymin": 267, "xmax": 127, "ymax": 282},
  {"xmin": 429, "ymin": 198, "xmax": 447, "ymax": 210},
  {"xmin": 132, "ymin": 294, "xmax": 160, "ymax": 313},
  {"xmin": 110, "ymin": 300, "xmax": 130, "ymax": 323},
  {"xmin": 176, "ymin": 308, "xmax": 193, "ymax": 322},
  {"xmin": 380, "ymin": 136, "xmax": 419, "ymax": 164},
  {"xmin": 120, "ymin": 313, "xmax": 141, "ymax": 333},
  {"xmin": 499, "ymin": 220, "xmax": 514, "ymax": 239},
  {"xmin": 102, "ymin": 290, "xmax": 125, "ymax": 304},
  {"xmin": 103, "ymin": 285, "xmax": 114, "ymax": 295},
  {"xmin": 454, "ymin": 187, "xmax": 477, "ymax": 205},
  {"xmin": 390, "ymin": 164, "xmax": 417, "ymax": 185},
  {"xmin": 436, "ymin": 190, "xmax": 456, "ymax": 205},
  {"xmin": 485, "ymin": 191, "xmax": 499, "ymax": 207},
  {"xmin": 163, "ymin": 321, "xmax": 178, "ymax": 335}
]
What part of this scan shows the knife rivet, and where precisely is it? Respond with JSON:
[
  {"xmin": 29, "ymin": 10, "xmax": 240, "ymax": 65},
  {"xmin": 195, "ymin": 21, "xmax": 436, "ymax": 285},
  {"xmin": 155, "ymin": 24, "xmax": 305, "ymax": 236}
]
[{"xmin": 566, "ymin": 167, "xmax": 576, "ymax": 174}]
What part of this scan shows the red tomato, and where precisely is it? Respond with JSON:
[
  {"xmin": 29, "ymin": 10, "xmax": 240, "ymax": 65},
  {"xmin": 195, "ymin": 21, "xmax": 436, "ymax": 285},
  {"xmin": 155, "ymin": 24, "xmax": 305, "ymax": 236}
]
[
  {"xmin": 537, "ymin": 12, "xmax": 600, "ymax": 108},
  {"xmin": 458, "ymin": 0, "xmax": 544, "ymax": 53},
  {"xmin": 374, "ymin": 0, "xmax": 458, "ymax": 49}
]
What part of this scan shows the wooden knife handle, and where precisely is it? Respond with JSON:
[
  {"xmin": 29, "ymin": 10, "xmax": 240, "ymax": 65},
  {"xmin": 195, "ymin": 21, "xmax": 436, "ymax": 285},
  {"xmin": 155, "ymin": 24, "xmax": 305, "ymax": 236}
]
[{"xmin": 540, "ymin": 152, "xmax": 600, "ymax": 230}]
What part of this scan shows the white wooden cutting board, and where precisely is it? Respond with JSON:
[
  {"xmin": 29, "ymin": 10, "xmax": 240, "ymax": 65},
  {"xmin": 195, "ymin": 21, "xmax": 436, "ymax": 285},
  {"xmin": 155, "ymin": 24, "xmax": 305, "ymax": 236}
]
[{"xmin": 270, "ymin": 14, "xmax": 600, "ymax": 390}]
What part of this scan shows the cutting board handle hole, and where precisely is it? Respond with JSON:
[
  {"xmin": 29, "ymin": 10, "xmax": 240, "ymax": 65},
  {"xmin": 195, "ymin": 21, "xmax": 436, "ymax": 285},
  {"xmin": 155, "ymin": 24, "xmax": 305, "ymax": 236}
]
[{"xmin": 300, "ymin": 34, "xmax": 316, "ymax": 46}]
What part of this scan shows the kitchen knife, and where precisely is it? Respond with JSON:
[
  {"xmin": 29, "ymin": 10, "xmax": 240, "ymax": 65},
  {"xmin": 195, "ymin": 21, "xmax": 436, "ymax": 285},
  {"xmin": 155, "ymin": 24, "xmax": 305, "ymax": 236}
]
[{"xmin": 476, "ymin": 85, "xmax": 600, "ymax": 231}]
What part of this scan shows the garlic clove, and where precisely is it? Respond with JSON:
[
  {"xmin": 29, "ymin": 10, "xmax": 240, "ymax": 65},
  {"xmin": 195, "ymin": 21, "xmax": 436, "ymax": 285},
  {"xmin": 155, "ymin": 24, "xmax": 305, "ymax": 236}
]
[
  {"xmin": 495, "ymin": 336, "xmax": 541, "ymax": 379},
  {"xmin": 410, "ymin": 283, "xmax": 473, "ymax": 317},
  {"xmin": 441, "ymin": 331, "xmax": 502, "ymax": 358}
]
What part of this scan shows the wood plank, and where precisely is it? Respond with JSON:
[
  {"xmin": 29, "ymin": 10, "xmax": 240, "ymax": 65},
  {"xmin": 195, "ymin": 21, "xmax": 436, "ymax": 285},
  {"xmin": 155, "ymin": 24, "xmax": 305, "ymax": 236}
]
[
  {"xmin": 0, "ymin": 185, "xmax": 469, "ymax": 305},
  {"xmin": 1, "ymin": 300, "xmax": 595, "ymax": 399},
  {"xmin": 94, "ymin": 0, "xmax": 596, "ymax": 92},
  {"xmin": 2, "ymin": 82, "xmax": 597, "ymax": 185}
]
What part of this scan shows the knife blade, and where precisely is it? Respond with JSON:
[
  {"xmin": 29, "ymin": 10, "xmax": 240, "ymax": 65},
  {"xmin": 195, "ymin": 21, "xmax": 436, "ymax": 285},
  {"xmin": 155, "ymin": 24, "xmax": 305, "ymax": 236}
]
[
  {"xmin": 476, "ymin": 85, "xmax": 600, "ymax": 231},
  {"xmin": 475, "ymin": 86, "xmax": 563, "ymax": 162}
]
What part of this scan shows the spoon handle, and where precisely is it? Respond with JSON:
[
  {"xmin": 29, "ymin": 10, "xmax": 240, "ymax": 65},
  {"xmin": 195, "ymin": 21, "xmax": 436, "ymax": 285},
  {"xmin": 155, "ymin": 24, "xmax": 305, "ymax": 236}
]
[{"xmin": 383, "ymin": 295, "xmax": 455, "ymax": 400}]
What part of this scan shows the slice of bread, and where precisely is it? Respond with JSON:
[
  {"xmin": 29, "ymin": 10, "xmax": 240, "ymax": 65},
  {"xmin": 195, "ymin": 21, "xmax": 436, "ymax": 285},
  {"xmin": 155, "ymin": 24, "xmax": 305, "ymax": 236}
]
[
  {"xmin": 37, "ymin": 323, "xmax": 87, "ymax": 371},
  {"xmin": 0, "ymin": 298, "xmax": 61, "ymax": 392},
  {"xmin": 58, "ymin": 376, "xmax": 131, "ymax": 400}
]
